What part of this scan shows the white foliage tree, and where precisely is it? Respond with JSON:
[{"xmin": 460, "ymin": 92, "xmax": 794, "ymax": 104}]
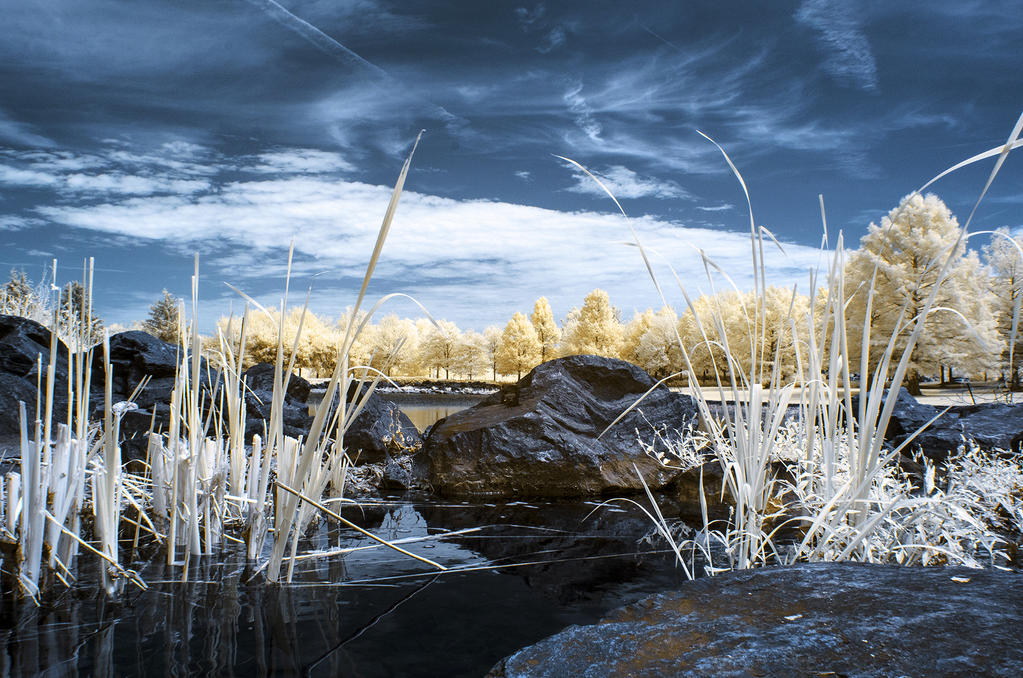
[
  {"xmin": 530, "ymin": 296, "xmax": 561, "ymax": 363},
  {"xmin": 983, "ymin": 227, "xmax": 1023, "ymax": 387},
  {"xmin": 844, "ymin": 193, "xmax": 1001, "ymax": 393},
  {"xmin": 496, "ymin": 312, "xmax": 541, "ymax": 379},
  {"xmin": 559, "ymin": 289, "xmax": 623, "ymax": 358}
]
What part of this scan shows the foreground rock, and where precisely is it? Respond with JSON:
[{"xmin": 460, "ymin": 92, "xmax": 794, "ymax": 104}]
[
  {"xmin": 309, "ymin": 383, "xmax": 423, "ymax": 467},
  {"xmin": 423, "ymin": 355, "xmax": 697, "ymax": 497},
  {"xmin": 489, "ymin": 562, "xmax": 1023, "ymax": 677}
]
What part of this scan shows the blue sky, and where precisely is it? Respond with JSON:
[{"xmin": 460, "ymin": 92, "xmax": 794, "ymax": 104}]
[{"xmin": 1, "ymin": 0, "xmax": 1021, "ymax": 331}]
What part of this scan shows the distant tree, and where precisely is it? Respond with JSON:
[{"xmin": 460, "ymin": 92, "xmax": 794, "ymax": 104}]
[
  {"xmin": 844, "ymin": 193, "xmax": 1000, "ymax": 394},
  {"xmin": 482, "ymin": 325, "xmax": 502, "ymax": 380},
  {"xmin": 143, "ymin": 289, "xmax": 182, "ymax": 343},
  {"xmin": 559, "ymin": 289, "xmax": 623, "ymax": 358},
  {"xmin": 457, "ymin": 330, "xmax": 489, "ymax": 380},
  {"xmin": 530, "ymin": 297, "xmax": 560, "ymax": 363},
  {"xmin": 627, "ymin": 307, "xmax": 682, "ymax": 379},
  {"xmin": 419, "ymin": 320, "xmax": 461, "ymax": 379},
  {"xmin": 338, "ymin": 307, "xmax": 374, "ymax": 370},
  {"xmin": 58, "ymin": 281, "xmax": 103, "ymax": 345},
  {"xmin": 368, "ymin": 314, "xmax": 418, "ymax": 377},
  {"xmin": 621, "ymin": 309, "xmax": 656, "ymax": 365},
  {"xmin": 496, "ymin": 312, "xmax": 541, "ymax": 379},
  {"xmin": 1, "ymin": 269, "xmax": 40, "ymax": 317},
  {"xmin": 678, "ymin": 291, "xmax": 742, "ymax": 383}
]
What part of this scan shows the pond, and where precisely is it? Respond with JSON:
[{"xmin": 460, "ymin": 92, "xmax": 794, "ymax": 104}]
[
  {"xmin": 381, "ymin": 392, "xmax": 488, "ymax": 431},
  {"xmin": 308, "ymin": 390, "xmax": 490, "ymax": 432},
  {"xmin": 0, "ymin": 496, "xmax": 690, "ymax": 677}
]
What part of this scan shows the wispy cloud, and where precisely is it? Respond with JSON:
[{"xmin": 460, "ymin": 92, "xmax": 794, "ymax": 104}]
[
  {"xmin": 249, "ymin": 149, "xmax": 354, "ymax": 174},
  {"xmin": 565, "ymin": 164, "xmax": 691, "ymax": 200},
  {"xmin": 0, "ymin": 110, "xmax": 55, "ymax": 148},
  {"xmin": 795, "ymin": 0, "xmax": 879, "ymax": 91}
]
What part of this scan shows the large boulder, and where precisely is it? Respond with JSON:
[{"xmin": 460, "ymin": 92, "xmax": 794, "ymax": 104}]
[
  {"xmin": 422, "ymin": 355, "xmax": 698, "ymax": 497},
  {"xmin": 92, "ymin": 331, "xmax": 217, "ymax": 459},
  {"xmin": 488, "ymin": 562, "xmax": 1023, "ymax": 677},
  {"xmin": 243, "ymin": 362, "xmax": 311, "ymax": 404},
  {"xmin": 0, "ymin": 315, "xmax": 70, "ymax": 436}
]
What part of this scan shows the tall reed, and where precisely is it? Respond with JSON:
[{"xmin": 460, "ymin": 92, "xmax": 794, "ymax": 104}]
[{"xmin": 586, "ymin": 111, "xmax": 1023, "ymax": 575}]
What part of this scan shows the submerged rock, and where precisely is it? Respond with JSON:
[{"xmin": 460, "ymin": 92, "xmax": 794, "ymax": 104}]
[
  {"xmin": 422, "ymin": 355, "xmax": 698, "ymax": 497},
  {"xmin": 488, "ymin": 562, "xmax": 1023, "ymax": 677}
]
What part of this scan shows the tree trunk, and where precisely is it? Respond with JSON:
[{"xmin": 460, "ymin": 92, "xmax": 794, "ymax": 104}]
[{"xmin": 906, "ymin": 371, "xmax": 922, "ymax": 396}]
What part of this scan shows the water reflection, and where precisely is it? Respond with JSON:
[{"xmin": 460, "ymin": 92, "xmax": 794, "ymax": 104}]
[
  {"xmin": 0, "ymin": 499, "xmax": 685, "ymax": 677},
  {"xmin": 307, "ymin": 392, "xmax": 487, "ymax": 432}
]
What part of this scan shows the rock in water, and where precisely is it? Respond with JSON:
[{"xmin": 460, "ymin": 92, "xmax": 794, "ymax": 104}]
[
  {"xmin": 344, "ymin": 393, "xmax": 422, "ymax": 465},
  {"xmin": 422, "ymin": 355, "xmax": 697, "ymax": 497},
  {"xmin": 315, "ymin": 384, "xmax": 423, "ymax": 465},
  {"xmin": 488, "ymin": 562, "xmax": 1023, "ymax": 677}
]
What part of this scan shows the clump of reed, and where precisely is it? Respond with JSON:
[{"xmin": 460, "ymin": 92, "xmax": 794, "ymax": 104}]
[
  {"xmin": 588, "ymin": 112, "xmax": 1023, "ymax": 576},
  {"xmin": 0, "ymin": 133, "xmax": 446, "ymax": 601}
]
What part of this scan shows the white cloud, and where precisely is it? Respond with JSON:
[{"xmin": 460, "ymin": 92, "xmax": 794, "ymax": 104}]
[
  {"xmin": 36, "ymin": 172, "xmax": 826, "ymax": 329},
  {"xmin": 563, "ymin": 83, "xmax": 603, "ymax": 142},
  {"xmin": 249, "ymin": 149, "xmax": 354, "ymax": 174},
  {"xmin": 566, "ymin": 164, "xmax": 690, "ymax": 200},
  {"xmin": 64, "ymin": 173, "xmax": 209, "ymax": 195},
  {"xmin": 696, "ymin": 203, "xmax": 735, "ymax": 212},
  {"xmin": 0, "ymin": 164, "xmax": 59, "ymax": 187},
  {"xmin": 514, "ymin": 170, "xmax": 532, "ymax": 181}
]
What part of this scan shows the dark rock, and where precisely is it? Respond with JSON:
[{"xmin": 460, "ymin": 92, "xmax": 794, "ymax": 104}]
[
  {"xmin": 0, "ymin": 315, "xmax": 68, "ymax": 380},
  {"xmin": 92, "ymin": 331, "xmax": 220, "ymax": 459},
  {"xmin": 0, "ymin": 371, "xmax": 45, "ymax": 436},
  {"xmin": 422, "ymin": 355, "xmax": 698, "ymax": 497},
  {"xmin": 852, "ymin": 388, "xmax": 1023, "ymax": 460},
  {"xmin": 241, "ymin": 363, "xmax": 312, "ymax": 442},
  {"xmin": 319, "ymin": 386, "xmax": 423, "ymax": 465},
  {"xmin": 96, "ymin": 330, "xmax": 182, "ymax": 392},
  {"xmin": 243, "ymin": 362, "xmax": 311, "ymax": 404},
  {"xmin": 488, "ymin": 562, "xmax": 1023, "ymax": 677},
  {"xmin": 0, "ymin": 315, "xmax": 70, "ymax": 436},
  {"xmin": 945, "ymin": 402, "xmax": 1023, "ymax": 454}
]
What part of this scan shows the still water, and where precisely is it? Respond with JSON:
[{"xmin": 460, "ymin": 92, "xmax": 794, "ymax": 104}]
[
  {"xmin": 385, "ymin": 393, "xmax": 485, "ymax": 431},
  {"xmin": 307, "ymin": 391, "xmax": 486, "ymax": 432},
  {"xmin": 0, "ymin": 498, "xmax": 687, "ymax": 677}
]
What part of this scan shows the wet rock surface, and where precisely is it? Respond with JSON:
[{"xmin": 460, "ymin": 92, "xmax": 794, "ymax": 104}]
[
  {"xmin": 488, "ymin": 562, "xmax": 1023, "ymax": 677},
  {"xmin": 422, "ymin": 355, "xmax": 698, "ymax": 498}
]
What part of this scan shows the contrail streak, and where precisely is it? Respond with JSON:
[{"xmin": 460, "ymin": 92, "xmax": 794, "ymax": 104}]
[{"xmin": 248, "ymin": 0, "xmax": 389, "ymax": 78}]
